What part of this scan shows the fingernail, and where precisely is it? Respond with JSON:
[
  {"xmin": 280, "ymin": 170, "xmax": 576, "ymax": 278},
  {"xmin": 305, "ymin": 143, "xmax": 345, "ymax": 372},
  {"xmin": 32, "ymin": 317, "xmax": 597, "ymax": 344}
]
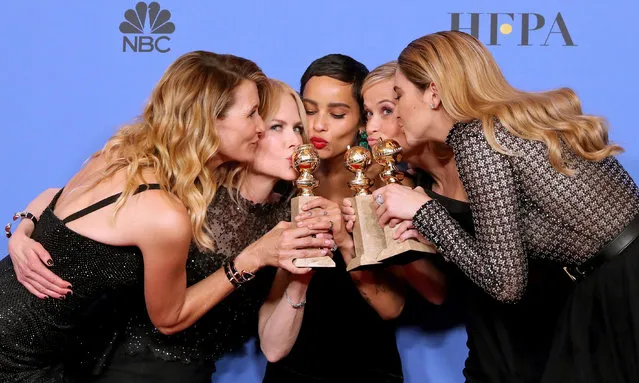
[
  {"xmin": 67, "ymin": 284, "xmax": 72, "ymax": 289},
  {"xmin": 66, "ymin": 291, "xmax": 73, "ymax": 297},
  {"xmin": 46, "ymin": 259, "xmax": 54, "ymax": 266},
  {"xmin": 59, "ymin": 295, "xmax": 66, "ymax": 300},
  {"xmin": 43, "ymin": 296, "xmax": 49, "ymax": 300}
]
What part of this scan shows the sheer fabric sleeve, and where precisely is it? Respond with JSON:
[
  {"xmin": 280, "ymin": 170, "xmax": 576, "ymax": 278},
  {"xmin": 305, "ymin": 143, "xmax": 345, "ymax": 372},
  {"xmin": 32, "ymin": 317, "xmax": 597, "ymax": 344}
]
[{"xmin": 413, "ymin": 125, "xmax": 528, "ymax": 303}]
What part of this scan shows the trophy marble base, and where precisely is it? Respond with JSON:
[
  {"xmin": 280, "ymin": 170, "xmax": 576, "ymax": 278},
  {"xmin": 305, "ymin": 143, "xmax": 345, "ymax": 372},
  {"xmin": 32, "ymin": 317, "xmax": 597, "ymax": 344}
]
[
  {"xmin": 290, "ymin": 195, "xmax": 336, "ymax": 268},
  {"xmin": 376, "ymin": 225, "xmax": 437, "ymax": 262},
  {"xmin": 345, "ymin": 195, "xmax": 385, "ymax": 271}
]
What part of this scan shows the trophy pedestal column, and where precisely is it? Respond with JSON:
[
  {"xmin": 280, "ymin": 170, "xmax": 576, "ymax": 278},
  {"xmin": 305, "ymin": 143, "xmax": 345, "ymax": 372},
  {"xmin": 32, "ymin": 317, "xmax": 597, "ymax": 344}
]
[
  {"xmin": 291, "ymin": 195, "xmax": 336, "ymax": 268},
  {"xmin": 376, "ymin": 225, "xmax": 437, "ymax": 262},
  {"xmin": 346, "ymin": 195, "xmax": 385, "ymax": 271}
]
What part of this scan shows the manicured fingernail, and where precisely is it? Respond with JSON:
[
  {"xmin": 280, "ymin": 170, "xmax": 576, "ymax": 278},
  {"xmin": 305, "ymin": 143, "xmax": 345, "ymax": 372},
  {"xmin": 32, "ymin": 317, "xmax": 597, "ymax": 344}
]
[
  {"xmin": 66, "ymin": 291, "xmax": 73, "ymax": 297},
  {"xmin": 298, "ymin": 222, "xmax": 306, "ymax": 227},
  {"xmin": 67, "ymin": 284, "xmax": 72, "ymax": 289},
  {"xmin": 59, "ymin": 295, "xmax": 66, "ymax": 300},
  {"xmin": 46, "ymin": 260, "xmax": 53, "ymax": 266}
]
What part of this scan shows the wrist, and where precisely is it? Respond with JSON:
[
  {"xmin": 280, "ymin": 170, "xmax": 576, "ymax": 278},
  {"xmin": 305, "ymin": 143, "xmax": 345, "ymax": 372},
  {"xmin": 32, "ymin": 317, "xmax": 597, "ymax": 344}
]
[{"xmin": 235, "ymin": 249, "xmax": 261, "ymax": 273}]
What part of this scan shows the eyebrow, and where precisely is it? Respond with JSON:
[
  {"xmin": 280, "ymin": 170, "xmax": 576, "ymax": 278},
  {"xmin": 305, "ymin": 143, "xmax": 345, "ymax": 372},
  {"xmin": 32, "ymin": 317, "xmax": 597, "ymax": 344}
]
[
  {"xmin": 302, "ymin": 99, "xmax": 351, "ymax": 109},
  {"xmin": 270, "ymin": 118, "xmax": 286, "ymax": 125},
  {"xmin": 302, "ymin": 98, "xmax": 317, "ymax": 106},
  {"xmin": 377, "ymin": 99, "xmax": 395, "ymax": 105}
]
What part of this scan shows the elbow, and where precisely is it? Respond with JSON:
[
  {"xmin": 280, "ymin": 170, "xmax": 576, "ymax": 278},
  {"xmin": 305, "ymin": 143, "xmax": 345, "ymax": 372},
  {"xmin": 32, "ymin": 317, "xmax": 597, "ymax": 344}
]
[
  {"xmin": 261, "ymin": 344, "xmax": 289, "ymax": 363},
  {"xmin": 155, "ymin": 324, "xmax": 181, "ymax": 336},
  {"xmin": 151, "ymin": 316, "xmax": 184, "ymax": 335},
  {"xmin": 378, "ymin": 301, "xmax": 405, "ymax": 321},
  {"xmin": 491, "ymin": 283, "xmax": 525, "ymax": 304}
]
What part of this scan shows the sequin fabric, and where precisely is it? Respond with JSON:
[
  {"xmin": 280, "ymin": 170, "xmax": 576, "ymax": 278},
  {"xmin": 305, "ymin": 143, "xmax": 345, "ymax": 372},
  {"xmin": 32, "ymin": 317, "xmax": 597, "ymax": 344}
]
[
  {"xmin": 413, "ymin": 119, "xmax": 639, "ymax": 303},
  {"xmin": 121, "ymin": 187, "xmax": 289, "ymax": 364},
  {"xmin": 0, "ymin": 195, "xmax": 143, "ymax": 382}
]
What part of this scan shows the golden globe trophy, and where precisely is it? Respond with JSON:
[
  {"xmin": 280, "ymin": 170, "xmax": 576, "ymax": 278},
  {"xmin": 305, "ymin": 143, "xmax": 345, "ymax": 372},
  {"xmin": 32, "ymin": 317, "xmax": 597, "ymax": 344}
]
[
  {"xmin": 343, "ymin": 146, "xmax": 386, "ymax": 271},
  {"xmin": 372, "ymin": 139, "xmax": 436, "ymax": 262},
  {"xmin": 290, "ymin": 144, "xmax": 336, "ymax": 268}
]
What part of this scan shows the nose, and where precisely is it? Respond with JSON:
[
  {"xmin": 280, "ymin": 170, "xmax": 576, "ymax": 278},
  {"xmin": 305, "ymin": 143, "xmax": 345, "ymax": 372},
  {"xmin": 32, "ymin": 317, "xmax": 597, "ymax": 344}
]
[
  {"xmin": 310, "ymin": 112, "xmax": 327, "ymax": 132},
  {"xmin": 285, "ymin": 128, "xmax": 303, "ymax": 148},
  {"xmin": 366, "ymin": 115, "xmax": 380, "ymax": 136},
  {"xmin": 255, "ymin": 114, "xmax": 266, "ymax": 136}
]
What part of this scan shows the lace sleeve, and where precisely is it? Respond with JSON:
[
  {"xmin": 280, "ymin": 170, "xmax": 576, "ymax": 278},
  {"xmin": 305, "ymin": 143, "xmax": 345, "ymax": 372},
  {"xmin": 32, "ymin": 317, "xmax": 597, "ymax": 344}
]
[{"xmin": 413, "ymin": 125, "xmax": 527, "ymax": 303}]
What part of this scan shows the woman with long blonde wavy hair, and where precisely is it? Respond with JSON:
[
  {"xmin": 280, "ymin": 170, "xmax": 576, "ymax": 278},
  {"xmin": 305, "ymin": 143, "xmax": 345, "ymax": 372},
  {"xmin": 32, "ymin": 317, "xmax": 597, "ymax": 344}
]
[
  {"xmin": 373, "ymin": 31, "xmax": 639, "ymax": 382},
  {"xmin": 0, "ymin": 52, "xmax": 323, "ymax": 383}
]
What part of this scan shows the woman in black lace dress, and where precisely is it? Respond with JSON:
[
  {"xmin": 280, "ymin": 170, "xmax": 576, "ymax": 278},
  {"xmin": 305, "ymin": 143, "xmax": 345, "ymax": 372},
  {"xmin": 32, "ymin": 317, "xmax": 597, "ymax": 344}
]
[
  {"xmin": 373, "ymin": 31, "xmax": 639, "ymax": 383},
  {"xmin": 7, "ymin": 79, "xmax": 329, "ymax": 382}
]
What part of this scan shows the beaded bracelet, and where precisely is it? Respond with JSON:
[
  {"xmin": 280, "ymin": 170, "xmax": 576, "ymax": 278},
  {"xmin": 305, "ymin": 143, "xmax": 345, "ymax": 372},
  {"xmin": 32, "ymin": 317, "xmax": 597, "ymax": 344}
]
[
  {"xmin": 5, "ymin": 211, "xmax": 38, "ymax": 239},
  {"xmin": 284, "ymin": 289, "xmax": 306, "ymax": 309}
]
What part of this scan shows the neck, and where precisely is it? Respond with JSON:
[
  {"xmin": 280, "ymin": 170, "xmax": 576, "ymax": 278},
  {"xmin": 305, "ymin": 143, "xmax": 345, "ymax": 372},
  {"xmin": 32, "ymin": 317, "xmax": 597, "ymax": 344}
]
[
  {"xmin": 412, "ymin": 142, "xmax": 467, "ymax": 202},
  {"xmin": 315, "ymin": 153, "xmax": 353, "ymax": 203},
  {"xmin": 240, "ymin": 172, "xmax": 278, "ymax": 204},
  {"xmin": 207, "ymin": 155, "xmax": 226, "ymax": 172}
]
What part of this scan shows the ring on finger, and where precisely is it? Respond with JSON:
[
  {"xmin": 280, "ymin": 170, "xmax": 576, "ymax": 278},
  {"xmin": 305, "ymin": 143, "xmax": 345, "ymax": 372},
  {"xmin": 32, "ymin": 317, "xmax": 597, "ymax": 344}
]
[
  {"xmin": 376, "ymin": 194, "xmax": 384, "ymax": 205},
  {"xmin": 323, "ymin": 210, "xmax": 328, "ymax": 216}
]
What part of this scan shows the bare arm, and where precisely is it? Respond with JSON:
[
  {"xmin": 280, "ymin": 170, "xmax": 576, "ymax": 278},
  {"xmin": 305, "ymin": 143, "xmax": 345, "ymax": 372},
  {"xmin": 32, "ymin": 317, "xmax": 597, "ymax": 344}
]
[
  {"xmin": 135, "ymin": 200, "xmax": 333, "ymax": 335},
  {"xmin": 258, "ymin": 269, "xmax": 311, "ymax": 362},
  {"xmin": 8, "ymin": 188, "xmax": 72, "ymax": 299}
]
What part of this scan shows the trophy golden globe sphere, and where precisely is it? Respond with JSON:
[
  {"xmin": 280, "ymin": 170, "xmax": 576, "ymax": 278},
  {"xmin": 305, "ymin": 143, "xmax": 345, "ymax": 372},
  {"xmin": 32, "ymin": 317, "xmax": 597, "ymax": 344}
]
[
  {"xmin": 344, "ymin": 145, "xmax": 373, "ymax": 196},
  {"xmin": 371, "ymin": 138, "xmax": 404, "ymax": 184},
  {"xmin": 291, "ymin": 144, "xmax": 320, "ymax": 196}
]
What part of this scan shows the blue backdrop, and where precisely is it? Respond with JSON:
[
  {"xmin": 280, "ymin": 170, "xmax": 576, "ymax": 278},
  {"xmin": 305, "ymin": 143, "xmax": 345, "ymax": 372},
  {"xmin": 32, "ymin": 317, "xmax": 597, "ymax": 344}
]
[{"xmin": 2, "ymin": 1, "xmax": 638, "ymax": 382}]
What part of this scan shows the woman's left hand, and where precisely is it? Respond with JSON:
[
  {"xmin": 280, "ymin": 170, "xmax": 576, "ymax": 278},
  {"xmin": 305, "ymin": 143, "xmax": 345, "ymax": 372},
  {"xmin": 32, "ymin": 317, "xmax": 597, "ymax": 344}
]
[
  {"xmin": 373, "ymin": 185, "xmax": 431, "ymax": 226},
  {"xmin": 295, "ymin": 197, "xmax": 349, "ymax": 249}
]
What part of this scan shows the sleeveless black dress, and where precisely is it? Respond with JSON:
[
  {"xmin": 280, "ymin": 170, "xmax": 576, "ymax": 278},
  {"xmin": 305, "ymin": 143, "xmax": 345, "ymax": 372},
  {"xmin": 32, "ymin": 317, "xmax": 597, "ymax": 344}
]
[
  {"xmin": 0, "ymin": 185, "xmax": 158, "ymax": 383},
  {"xmin": 262, "ymin": 253, "xmax": 403, "ymax": 383}
]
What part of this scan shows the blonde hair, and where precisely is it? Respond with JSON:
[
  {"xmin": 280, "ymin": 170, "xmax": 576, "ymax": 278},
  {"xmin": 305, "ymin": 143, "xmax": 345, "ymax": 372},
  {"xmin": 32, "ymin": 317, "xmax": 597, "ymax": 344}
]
[
  {"xmin": 362, "ymin": 61, "xmax": 398, "ymax": 95},
  {"xmin": 398, "ymin": 31, "xmax": 622, "ymax": 174},
  {"xmin": 223, "ymin": 79, "xmax": 308, "ymax": 197},
  {"xmin": 94, "ymin": 51, "xmax": 272, "ymax": 251}
]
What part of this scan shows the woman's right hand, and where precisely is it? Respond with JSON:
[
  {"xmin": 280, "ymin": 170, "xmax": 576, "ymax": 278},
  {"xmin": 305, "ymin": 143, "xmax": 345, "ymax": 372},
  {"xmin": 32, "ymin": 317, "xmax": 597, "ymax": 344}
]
[
  {"xmin": 236, "ymin": 221, "xmax": 335, "ymax": 275},
  {"xmin": 8, "ymin": 232, "xmax": 72, "ymax": 299}
]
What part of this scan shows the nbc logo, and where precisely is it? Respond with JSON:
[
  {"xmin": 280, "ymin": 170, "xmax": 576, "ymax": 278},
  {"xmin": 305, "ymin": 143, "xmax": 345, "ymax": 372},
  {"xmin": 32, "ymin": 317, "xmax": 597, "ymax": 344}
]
[{"xmin": 120, "ymin": 2, "xmax": 175, "ymax": 53}]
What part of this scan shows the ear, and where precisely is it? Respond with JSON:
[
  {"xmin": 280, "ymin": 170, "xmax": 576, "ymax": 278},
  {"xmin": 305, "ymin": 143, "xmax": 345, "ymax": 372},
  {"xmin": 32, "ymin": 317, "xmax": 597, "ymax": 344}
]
[{"xmin": 421, "ymin": 82, "xmax": 442, "ymax": 110}]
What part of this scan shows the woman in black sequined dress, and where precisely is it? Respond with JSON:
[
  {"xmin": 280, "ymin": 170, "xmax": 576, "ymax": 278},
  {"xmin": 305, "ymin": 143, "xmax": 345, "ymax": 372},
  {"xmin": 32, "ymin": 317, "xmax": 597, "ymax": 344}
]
[
  {"xmin": 0, "ymin": 56, "xmax": 323, "ymax": 383},
  {"xmin": 373, "ymin": 31, "xmax": 639, "ymax": 383},
  {"xmin": 6, "ymin": 79, "xmax": 330, "ymax": 383},
  {"xmin": 361, "ymin": 61, "xmax": 574, "ymax": 383}
]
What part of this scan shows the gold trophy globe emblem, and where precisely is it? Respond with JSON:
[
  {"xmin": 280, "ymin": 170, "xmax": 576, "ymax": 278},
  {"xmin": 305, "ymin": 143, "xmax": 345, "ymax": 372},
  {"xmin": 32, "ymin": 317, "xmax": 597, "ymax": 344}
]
[
  {"xmin": 344, "ymin": 145, "xmax": 385, "ymax": 271},
  {"xmin": 372, "ymin": 139, "xmax": 436, "ymax": 262},
  {"xmin": 290, "ymin": 144, "xmax": 335, "ymax": 268}
]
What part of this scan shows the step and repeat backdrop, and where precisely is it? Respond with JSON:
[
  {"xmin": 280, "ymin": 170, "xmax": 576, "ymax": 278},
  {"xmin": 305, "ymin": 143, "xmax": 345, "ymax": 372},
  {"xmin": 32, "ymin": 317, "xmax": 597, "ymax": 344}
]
[{"xmin": 1, "ymin": 1, "xmax": 638, "ymax": 382}]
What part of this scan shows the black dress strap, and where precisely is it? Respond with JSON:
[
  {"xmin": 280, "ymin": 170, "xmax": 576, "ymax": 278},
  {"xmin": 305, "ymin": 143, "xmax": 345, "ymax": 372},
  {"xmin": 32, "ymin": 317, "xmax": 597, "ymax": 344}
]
[{"xmin": 61, "ymin": 184, "xmax": 161, "ymax": 224}]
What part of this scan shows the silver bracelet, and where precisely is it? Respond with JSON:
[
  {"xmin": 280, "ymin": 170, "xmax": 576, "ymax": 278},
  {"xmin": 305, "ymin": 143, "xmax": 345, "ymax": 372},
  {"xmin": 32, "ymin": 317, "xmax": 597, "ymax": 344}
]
[{"xmin": 284, "ymin": 289, "xmax": 306, "ymax": 309}]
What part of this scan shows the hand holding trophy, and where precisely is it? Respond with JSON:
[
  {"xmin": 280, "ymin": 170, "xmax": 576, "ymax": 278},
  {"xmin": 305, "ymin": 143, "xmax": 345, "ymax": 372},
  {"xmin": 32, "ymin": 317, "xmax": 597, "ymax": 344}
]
[
  {"xmin": 372, "ymin": 139, "xmax": 436, "ymax": 262},
  {"xmin": 343, "ymin": 145, "xmax": 386, "ymax": 271},
  {"xmin": 291, "ymin": 144, "xmax": 336, "ymax": 268}
]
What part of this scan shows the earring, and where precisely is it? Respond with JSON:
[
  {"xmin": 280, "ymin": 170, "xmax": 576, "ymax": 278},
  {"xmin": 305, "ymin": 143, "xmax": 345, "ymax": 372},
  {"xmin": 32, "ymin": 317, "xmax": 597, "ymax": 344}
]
[{"xmin": 429, "ymin": 103, "xmax": 436, "ymax": 110}]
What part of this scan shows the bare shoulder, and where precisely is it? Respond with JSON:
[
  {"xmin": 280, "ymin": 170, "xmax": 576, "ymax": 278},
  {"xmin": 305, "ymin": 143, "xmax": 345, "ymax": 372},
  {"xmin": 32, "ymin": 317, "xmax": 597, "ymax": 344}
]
[{"xmin": 123, "ymin": 189, "xmax": 191, "ymax": 246}]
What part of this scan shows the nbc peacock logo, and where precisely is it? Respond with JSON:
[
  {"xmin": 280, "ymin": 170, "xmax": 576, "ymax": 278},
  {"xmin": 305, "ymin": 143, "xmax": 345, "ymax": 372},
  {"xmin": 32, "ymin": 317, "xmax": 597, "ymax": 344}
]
[{"xmin": 120, "ymin": 2, "xmax": 175, "ymax": 53}]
